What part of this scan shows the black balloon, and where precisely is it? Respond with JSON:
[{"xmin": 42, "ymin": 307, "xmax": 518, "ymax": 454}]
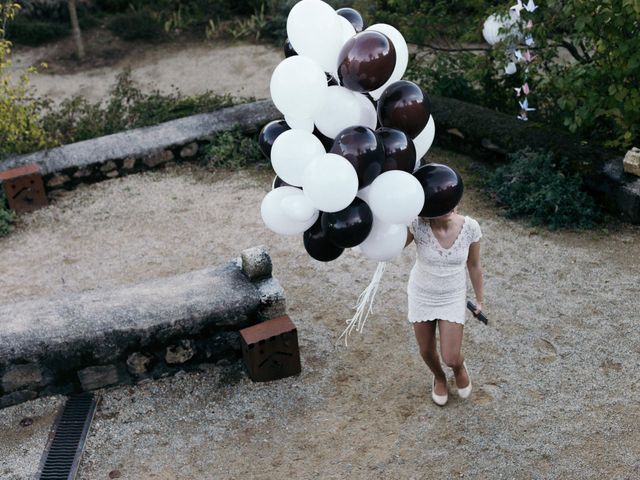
[
  {"xmin": 336, "ymin": 7, "xmax": 365, "ymax": 32},
  {"xmin": 330, "ymin": 126, "xmax": 385, "ymax": 188},
  {"xmin": 258, "ymin": 120, "xmax": 290, "ymax": 160},
  {"xmin": 377, "ymin": 80, "xmax": 431, "ymax": 138},
  {"xmin": 337, "ymin": 31, "xmax": 396, "ymax": 93},
  {"xmin": 304, "ymin": 217, "xmax": 344, "ymax": 262},
  {"xmin": 413, "ymin": 163, "xmax": 464, "ymax": 218},
  {"xmin": 312, "ymin": 126, "xmax": 334, "ymax": 151},
  {"xmin": 377, "ymin": 127, "xmax": 416, "ymax": 173},
  {"xmin": 321, "ymin": 198, "xmax": 373, "ymax": 248},
  {"xmin": 284, "ymin": 38, "xmax": 297, "ymax": 58}
]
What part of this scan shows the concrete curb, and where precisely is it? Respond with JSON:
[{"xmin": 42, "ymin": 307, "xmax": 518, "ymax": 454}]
[{"xmin": 0, "ymin": 245, "xmax": 286, "ymax": 409}]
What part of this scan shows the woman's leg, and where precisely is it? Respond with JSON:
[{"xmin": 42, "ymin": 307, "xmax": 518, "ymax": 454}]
[
  {"xmin": 438, "ymin": 320, "xmax": 469, "ymax": 389},
  {"xmin": 412, "ymin": 321, "xmax": 447, "ymax": 395}
]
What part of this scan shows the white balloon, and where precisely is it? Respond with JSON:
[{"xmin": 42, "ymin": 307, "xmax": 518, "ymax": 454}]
[
  {"xmin": 270, "ymin": 56, "xmax": 328, "ymax": 119},
  {"xmin": 280, "ymin": 191, "xmax": 317, "ymax": 222},
  {"xmin": 413, "ymin": 116, "xmax": 436, "ymax": 165},
  {"xmin": 356, "ymin": 184, "xmax": 372, "ymax": 204},
  {"xmin": 285, "ymin": 114, "xmax": 314, "ymax": 132},
  {"xmin": 358, "ymin": 217, "xmax": 407, "ymax": 261},
  {"xmin": 302, "ymin": 153, "xmax": 358, "ymax": 212},
  {"xmin": 313, "ymin": 86, "xmax": 373, "ymax": 138},
  {"xmin": 271, "ymin": 130, "xmax": 326, "ymax": 186},
  {"xmin": 261, "ymin": 187, "xmax": 319, "ymax": 235},
  {"xmin": 338, "ymin": 14, "xmax": 356, "ymax": 44},
  {"xmin": 367, "ymin": 24, "xmax": 409, "ymax": 100},
  {"xmin": 482, "ymin": 13, "xmax": 518, "ymax": 46},
  {"xmin": 368, "ymin": 171, "xmax": 425, "ymax": 224},
  {"xmin": 352, "ymin": 92, "xmax": 378, "ymax": 130},
  {"xmin": 287, "ymin": 0, "xmax": 344, "ymax": 72}
]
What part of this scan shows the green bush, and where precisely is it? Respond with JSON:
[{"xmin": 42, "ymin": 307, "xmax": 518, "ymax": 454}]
[
  {"xmin": 107, "ymin": 10, "xmax": 165, "ymax": 41},
  {"xmin": 40, "ymin": 70, "xmax": 241, "ymax": 145},
  {"xmin": 0, "ymin": 190, "xmax": 15, "ymax": 237},
  {"xmin": 202, "ymin": 127, "xmax": 264, "ymax": 169},
  {"xmin": 5, "ymin": 16, "xmax": 69, "ymax": 45},
  {"xmin": 486, "ymin": 150, "xmax": 601, "ymax": 230}
]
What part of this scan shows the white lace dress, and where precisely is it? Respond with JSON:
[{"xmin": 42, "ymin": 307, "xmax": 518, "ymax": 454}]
[{"xmin": 407, "ymin": 216, "xmax": 482, "ymax": 324}]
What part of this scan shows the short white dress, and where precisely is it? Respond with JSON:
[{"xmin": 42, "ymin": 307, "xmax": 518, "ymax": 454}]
[{"xmin": 407, "ymin": 216, "xmax": 482, "ymax": 324}]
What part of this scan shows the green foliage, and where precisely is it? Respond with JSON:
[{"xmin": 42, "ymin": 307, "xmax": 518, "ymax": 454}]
[
  {"xmin": 486, "ymin": 150, "xmax": 601, "ymax": 230},
  {"xmin": 400, "ymin": 0, "xmax": 639, "ymax": 151},
  {"xmin": 202, "ymin": 127, "xmax": 264, "ymax": 169},
  {"xmin": 0, "ymin": 189, "xmax": 15, "ymax": 237},
  {"xmin": 40, "ymin": 70, "xmax": 241, "ymax": 145},
  {"xmin": 5, "ymin": 16, "xmax": 69, "ymax": 45},
  {"xmin": 107, "ymin": 10, "xmax": 165, "ymax": 41},
  {"xmin": 0, "ymin": 2, "xmax": 56, "ymax": 158}
]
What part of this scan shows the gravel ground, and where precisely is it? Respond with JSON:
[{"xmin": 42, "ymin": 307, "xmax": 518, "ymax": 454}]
[{"xmin": 1, "ymin": 150, "xmax": 639, "ymax": 479}]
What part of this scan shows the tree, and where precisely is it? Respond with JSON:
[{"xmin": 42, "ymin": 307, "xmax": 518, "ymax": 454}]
[{"xmin": 67, "ymin": 0, "xmax": 84, "ymax": 60}]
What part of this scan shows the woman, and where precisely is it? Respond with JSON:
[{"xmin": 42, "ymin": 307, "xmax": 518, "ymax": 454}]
[{"xmin": 405, "ymin": 208, "xmax": 484, "ymax": 406}]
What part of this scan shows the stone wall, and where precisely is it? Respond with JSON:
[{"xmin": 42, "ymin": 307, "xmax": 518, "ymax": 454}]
[
  {"xmin": 0, "ymin": 246, "xmax": 286, "ymax": 409},
  {"xmin": 0, "ymin": 100, "xmax": 280, "ymax": 194}
]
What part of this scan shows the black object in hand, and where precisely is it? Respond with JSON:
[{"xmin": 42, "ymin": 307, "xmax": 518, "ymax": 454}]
[{"xmin": 467, "ymin": 300, "xmax": 488, "ymax": 325}]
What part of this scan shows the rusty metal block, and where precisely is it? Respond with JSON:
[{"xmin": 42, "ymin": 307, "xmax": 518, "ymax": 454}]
[
  {"xmin": 0, "ymin": 164, "xmax": 48, "ymax": 213},
  {"xmin": 239, "ymin": 315, "xmax": 301, "ymax": 382}
]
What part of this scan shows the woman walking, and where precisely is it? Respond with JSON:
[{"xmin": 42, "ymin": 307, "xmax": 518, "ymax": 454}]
[{"xmin": 406, "ymin": 208, "xmax": 484, "ymax": 406}]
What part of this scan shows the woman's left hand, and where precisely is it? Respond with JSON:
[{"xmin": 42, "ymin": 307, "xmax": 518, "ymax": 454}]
[{"xmin": 473, "ymin": 302, "xmax": 483, "ymax": 315}]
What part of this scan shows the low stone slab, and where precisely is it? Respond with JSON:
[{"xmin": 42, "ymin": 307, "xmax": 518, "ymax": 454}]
[{"xmin": 0, "ymin": 246, "xmax": 286, "ymax": 408}]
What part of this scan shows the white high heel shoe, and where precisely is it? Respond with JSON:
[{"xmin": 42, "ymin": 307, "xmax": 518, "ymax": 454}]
[
  {"xmin": 457, "ymin": 361, "xmax": 472, "ymax": 399},
  {"xmin": 431, "ymin": 376, "xmax": 448, "ymax": 406}
]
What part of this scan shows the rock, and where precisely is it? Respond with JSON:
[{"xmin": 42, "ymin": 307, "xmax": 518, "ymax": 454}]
[
  {"xmin": 255, "ymin": 277, "xmax": 287, "ymax": 320},
  {"xmin": 123, "ymin": 157, "xmax": 137, "ymax": 170},
  {"xmin": 143, "ymin": 150, "xmax": 174, "ymax": 168},
  {"xmin": 46, "ymin": 174, "xmax": 69, "ymax": 188},
  {"xmin": 2, "ymin": 364, "xmax": 45, "ymax": 392},
  {"xmin": 126, "ymin": 353, "xmax": 152, "ymax": 375},
  {"xmin": 623, "ymin": 147, "xmax": 640, "ymax": 177},
  {"xmin": 106, "ymin": 170, "xmax": 119, "ymax": 178},
  {"xmin": 77, "ymin": 365, "xmax": 119, "ymax": 391},
  {"xmin": 241, "ymin": 245, "xmax": 272, "ymax": 280},
  {"xmin": 165, "ymin": 340, "xmax": 195, "ymax": 365},
  {"xmin": 0, "ymin": 390, "xmax": 37, "ymax": 408},
  {"xmin": 73, "ymin": 168, "xmax": 92, "ymax": 178},
  {"xmin": 180, "ymin": 142, "xmax": 199, "ymax": 158},
  {"xmin": 100, "ymin": 160, "xmax": 117, "ymax": 173}
]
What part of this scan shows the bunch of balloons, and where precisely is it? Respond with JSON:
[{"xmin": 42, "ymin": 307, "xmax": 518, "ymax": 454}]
[{"xmin": 260, "ymin": 0, "xmax": 439, "ymax": 263}]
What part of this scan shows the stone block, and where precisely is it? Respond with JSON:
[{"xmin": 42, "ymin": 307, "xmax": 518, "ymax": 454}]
[
  {"xmin": 143, "ymin": 150, "xmax": 174, "ymax": 168},
  {"xmin": 100, "ymin": 160, "xmax": 117, "ymax": 173},
  {"xmin": 73, "ymin": 168, "xmax": 92, "ymax": 178},
  {"xmin": 2, "ymin": 364, "xmax": 45, "ymax": 393},
  {"xmin": 623, "ymin": 147, "xmax": 640, "ymax": 177},
  {"xmin": 47, "ymin": 174, "xmax": 70, "ymax": 188},
  {"xmin": 241, "ymin": 245, "xmax": 272, "ymax": 280},
  {"xmin": 78, "ymin": 365, "xmax": 119, "ymax": 391},
  {"xmin": 106, "ymin": 170, "xmax": 119, "ymax": 178},
  {"xmin": 122, "ymin": 157, "xmax": 137, "ymax": 170},
  {"xmin": 0, "ymin": 390, "xmax": 37, "ymax": 408},
  {"xmin": 180, "ymin": 142, "xmax": 199, "ymax": 158},
  {"xmin": 165, "ymin": 340, "xmax": 195, "ymax": 365},
  {"xmin": 255, "ymin": 277, "xmax": 287, "ymax": 320},
  {"xmin": 126, "ymin": 352, "xmax": 152, "ymax": 375}
]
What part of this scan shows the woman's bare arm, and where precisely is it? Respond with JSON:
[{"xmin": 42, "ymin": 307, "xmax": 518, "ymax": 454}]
[
  {"xmin": 466, "ymin": 241, "xmax": 484, "ymax": 311},
  {"xmin": 405, "ymin": 228, "xmax": 414, "ymax": 247}
]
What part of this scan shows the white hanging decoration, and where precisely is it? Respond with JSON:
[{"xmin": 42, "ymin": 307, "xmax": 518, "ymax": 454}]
[{"xmin": 337, "ymin": 262, "xmax": 387, "ymax": 346}]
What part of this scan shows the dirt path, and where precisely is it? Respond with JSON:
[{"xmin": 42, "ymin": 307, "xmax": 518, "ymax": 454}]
[
  {"xmin": 1, "ymin": 149, "xmax": 639, "ymax": 479},
  {"xmin": 11, "ymin": 34, "xmax": 281, "ymax": 103}
]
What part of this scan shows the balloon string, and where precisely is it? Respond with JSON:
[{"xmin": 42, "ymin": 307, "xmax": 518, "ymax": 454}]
[{"xmin": 337, "ymin": 262, "xmax": 387, "ymax": 347}]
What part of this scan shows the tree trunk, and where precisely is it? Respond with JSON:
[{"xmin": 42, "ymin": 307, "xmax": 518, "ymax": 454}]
[{"xmin": 67, "ymin": 0, "xmax": 85, "ymax": 60}]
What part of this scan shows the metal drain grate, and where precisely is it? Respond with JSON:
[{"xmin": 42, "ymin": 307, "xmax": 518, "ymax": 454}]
[{"xmin": 37, "ymin": 392, "xmax": 98, "ymax": 480}]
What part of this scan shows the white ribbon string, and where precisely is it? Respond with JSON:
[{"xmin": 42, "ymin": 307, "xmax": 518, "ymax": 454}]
[{"xmin": 337, "ymin": 261, "xmax": 387, "ymax": 346}]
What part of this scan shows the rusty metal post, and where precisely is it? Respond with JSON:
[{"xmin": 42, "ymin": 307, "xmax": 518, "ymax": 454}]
[{"xmin": 0, "ymin": 164, "xmax": 49, "ymax": 213}]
